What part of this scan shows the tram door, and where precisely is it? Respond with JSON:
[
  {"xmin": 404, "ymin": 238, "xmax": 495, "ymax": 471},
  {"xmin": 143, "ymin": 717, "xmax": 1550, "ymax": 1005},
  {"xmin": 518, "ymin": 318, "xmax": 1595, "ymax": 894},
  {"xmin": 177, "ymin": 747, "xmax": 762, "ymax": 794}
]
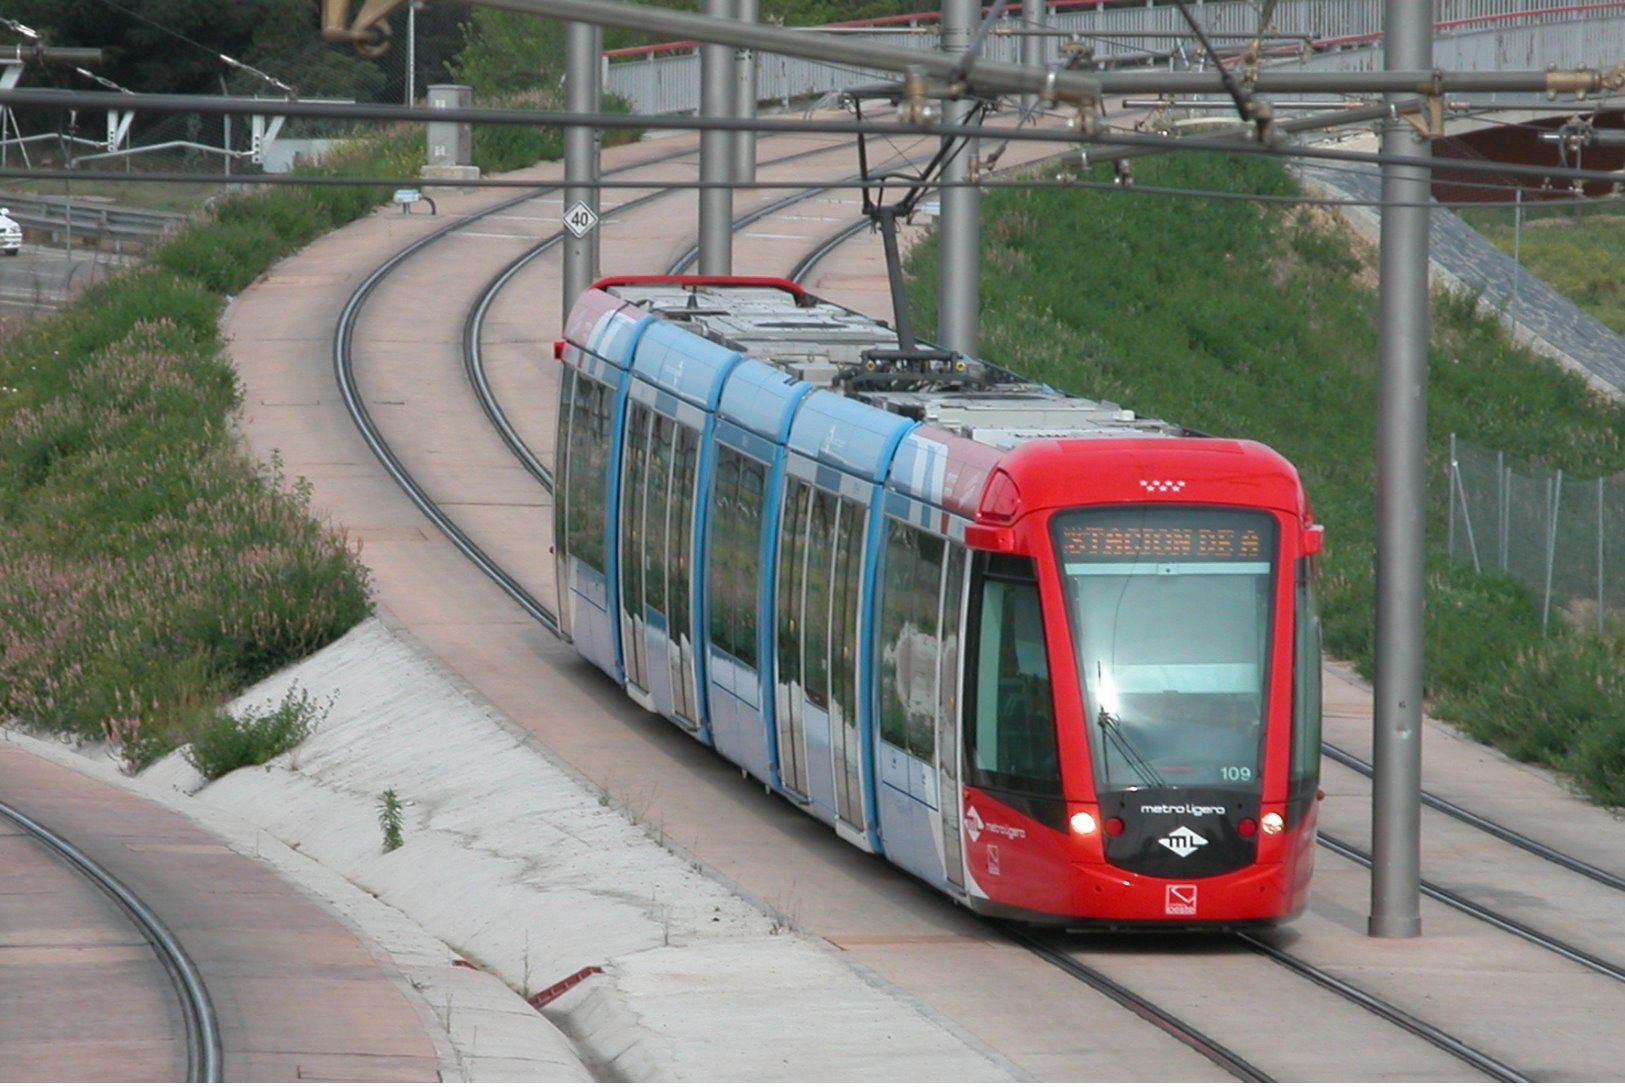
[
  {"xmin": 876, "ymin": 519, "xmax": 969, "ymax": 886},
  {"xmin": 775, "ymin": 476, "xmax": 867, "ymax": 831},
  {"xmin": 938, "ymin": 545, "xmax": 968, "ymax": 890},
  {"xmin": 617, "ymin": 400, "xmax": 703, "ymax": 728}
]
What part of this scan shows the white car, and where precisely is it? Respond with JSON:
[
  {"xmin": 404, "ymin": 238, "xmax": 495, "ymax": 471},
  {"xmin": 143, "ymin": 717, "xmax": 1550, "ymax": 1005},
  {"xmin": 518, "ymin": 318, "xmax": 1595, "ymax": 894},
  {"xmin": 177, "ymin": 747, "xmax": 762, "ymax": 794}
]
[{"xmin": 0, "ymin": 208, "xmax": 21, "ymax": 256}]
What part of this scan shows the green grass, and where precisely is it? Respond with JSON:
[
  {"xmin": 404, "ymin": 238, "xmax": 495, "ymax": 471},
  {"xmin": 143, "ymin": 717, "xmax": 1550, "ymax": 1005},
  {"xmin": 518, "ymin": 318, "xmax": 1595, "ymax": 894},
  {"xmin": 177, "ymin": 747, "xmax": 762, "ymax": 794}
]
[
  {"xmin": 0, "ymin": 131, "xmax": 435, "ymax": 768},
  {"xmin": 0, "ymin": 114, "xmax": 592, "ymax": 769},
  {"xmin": 1462, "ymin": 204, "xmax": 1625, "ymax": 337},
  {"xmin": 907, "ymin": 152, "xmax": 1625, "ymax": 806}
]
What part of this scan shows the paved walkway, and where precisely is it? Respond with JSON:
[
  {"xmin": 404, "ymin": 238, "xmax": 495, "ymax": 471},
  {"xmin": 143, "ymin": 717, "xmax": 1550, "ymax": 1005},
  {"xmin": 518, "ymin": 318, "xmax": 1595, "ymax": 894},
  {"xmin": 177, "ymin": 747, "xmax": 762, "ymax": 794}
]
[
  {"xmin": 1297, "ymin": 157, "xmax": 1625, "ymax": 397},
  {"xmin": 0, "ymin": 742, "xmax": 451, "ymax": 1081}
]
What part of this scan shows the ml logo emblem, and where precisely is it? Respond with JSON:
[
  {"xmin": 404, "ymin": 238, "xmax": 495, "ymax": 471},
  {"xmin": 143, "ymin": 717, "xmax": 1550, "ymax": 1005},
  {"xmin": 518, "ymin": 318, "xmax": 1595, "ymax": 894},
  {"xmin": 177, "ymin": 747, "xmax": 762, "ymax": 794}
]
[{"xmin": 1159, "ymin": 825, "xmax": 1209, "ymax": 858}]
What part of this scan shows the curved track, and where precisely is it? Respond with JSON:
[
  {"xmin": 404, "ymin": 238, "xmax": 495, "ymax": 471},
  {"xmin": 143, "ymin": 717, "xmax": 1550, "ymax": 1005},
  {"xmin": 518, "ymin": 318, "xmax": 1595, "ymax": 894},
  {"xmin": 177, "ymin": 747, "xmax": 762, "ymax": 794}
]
[
  {"xmin": 325, "ymin": 114, "xmax": 1625, "ymax": 1080},
  {"xmin": 0, "ymin": 798, "xmax": 222, "ymax": 1082}
]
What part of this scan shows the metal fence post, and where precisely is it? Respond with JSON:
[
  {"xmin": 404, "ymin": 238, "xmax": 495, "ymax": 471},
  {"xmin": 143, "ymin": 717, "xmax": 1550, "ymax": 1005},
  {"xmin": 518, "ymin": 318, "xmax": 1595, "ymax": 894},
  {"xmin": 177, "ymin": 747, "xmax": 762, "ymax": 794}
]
[
  {"xmin": 1542, "ymin": 469, "xmax": 1561, "ymax": 635},
  {"xmin": 1448, "ymin": 432, "xmax": 1457, "ymax": 561},
  {"xmin": 1601, "ymin": 475, "xmax": 1608, "ymax": 635},
  {"xmin": 1498, "ymin": 452, "xmax": 1509, "ymax": 572}
]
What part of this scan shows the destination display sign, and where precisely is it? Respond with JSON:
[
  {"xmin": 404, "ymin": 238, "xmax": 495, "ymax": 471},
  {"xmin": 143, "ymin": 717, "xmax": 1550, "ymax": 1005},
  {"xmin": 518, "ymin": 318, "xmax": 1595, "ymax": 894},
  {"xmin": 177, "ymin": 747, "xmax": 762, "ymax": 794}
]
[{"xmin": 1054, "ymin": 511, "xmax": 1272, "ymax": 564}]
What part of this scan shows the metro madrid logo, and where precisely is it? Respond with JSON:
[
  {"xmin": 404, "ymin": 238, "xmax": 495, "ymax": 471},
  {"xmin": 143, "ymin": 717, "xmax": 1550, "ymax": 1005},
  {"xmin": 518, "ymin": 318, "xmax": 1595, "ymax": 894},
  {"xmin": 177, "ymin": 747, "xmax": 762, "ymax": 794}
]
[{"xmin": 1165, "ymin": 884, "xmax": 1198, "ymax": 915}]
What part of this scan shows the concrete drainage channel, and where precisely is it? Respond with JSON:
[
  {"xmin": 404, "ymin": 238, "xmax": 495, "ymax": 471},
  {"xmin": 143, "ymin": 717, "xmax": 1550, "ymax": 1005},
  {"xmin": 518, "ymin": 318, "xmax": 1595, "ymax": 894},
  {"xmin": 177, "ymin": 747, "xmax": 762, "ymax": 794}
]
[{"xmin": 58, "ymin": 617, "xmax": 1017, "ymax": 1082}]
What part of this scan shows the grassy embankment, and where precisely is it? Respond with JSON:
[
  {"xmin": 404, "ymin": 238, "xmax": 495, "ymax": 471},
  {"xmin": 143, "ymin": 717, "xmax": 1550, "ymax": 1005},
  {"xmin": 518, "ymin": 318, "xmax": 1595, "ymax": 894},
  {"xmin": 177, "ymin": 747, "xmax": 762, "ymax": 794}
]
[
  {"xmin": 0, "ymin": 135, "xmax": 424, "ymax": 767},
  {"xmin": 0, "ymin": 125, "xmax": 471, "ymax": 769},
  {"xmin": 1462, "ymin": 203, "xmax": 1625, "ymax": 337},
  {"xmin": 0, "ymin": 80, "xmax": 652, "ymax": 776},
  {"xmin": 907, "ymin": 152, "xmax": 1625, "ymax": 807},
  {"xmin": 0, "ymin": 109, "xmax": 639, "ymax": 772}
]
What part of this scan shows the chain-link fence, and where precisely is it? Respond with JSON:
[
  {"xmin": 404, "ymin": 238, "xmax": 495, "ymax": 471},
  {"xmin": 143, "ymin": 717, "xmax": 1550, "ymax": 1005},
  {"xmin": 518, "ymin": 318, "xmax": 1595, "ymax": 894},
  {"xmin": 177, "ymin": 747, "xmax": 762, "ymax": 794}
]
[{"xmin": 1448, "ymin": 434, "xmax": 1625, "ymax": 633}]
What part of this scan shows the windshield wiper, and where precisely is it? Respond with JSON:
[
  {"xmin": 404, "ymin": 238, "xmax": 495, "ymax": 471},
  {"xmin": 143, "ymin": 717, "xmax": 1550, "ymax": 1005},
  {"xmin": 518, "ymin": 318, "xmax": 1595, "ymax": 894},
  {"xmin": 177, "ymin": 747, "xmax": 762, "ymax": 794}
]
[{"xmin": 1098, "ymin": 708, "xmax": 1166, "ymax": 789}]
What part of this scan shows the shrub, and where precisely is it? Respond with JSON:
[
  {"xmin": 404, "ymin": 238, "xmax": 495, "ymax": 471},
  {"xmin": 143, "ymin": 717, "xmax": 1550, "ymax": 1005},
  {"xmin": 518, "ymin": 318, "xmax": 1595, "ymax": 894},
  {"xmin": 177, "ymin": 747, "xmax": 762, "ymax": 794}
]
[
  {"xmin": 184, "ymin": 686, "xmax": 328, "ymax": 780},
  {"xmin": 155, "ymin": 218, "xmax": 284, "ymax": 295},
  {"xmin": 0, "ymin": 131, "xmax": 400, "ymax": 765}
]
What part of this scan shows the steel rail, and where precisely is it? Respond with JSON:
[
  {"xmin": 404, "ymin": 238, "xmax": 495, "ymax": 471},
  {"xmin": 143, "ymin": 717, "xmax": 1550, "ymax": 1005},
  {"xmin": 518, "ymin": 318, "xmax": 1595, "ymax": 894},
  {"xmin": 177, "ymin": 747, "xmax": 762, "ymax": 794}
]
[
  {"xmin": 786, "ymin": 217, "xmax": 871, "ymax": 282},
  {"xmin": 666, "ymin": 179, "xmax": 858, "ymax": 274},
  {"xmin": 359, "ymin": 132, "xmax": 877, "ymax": 634},
  {"xmin": 1003, "ymin": 924, "xmax": 1274, "ymax": 1082},
  {"xmin": 1233, "ymin": 931, "xmax": 1531, "ymax": 1081},
  {"xmin": 465, "ymin": 136, "xmax": 901, "ymax": 494},
  {"xmin": 0, "ymin": 799, "xmax": 223, "ymax": 1082},
  {"xmin": 334, "ymin": 183, "xmax": 571, "ymax": 638},
  {"xmin": 1321, "ymin": 741, "xmax": 1625, "ymax": 894},
  {"xmin": 1317, "ymin": 831, "xmax": 1625, "ymax": 985}
]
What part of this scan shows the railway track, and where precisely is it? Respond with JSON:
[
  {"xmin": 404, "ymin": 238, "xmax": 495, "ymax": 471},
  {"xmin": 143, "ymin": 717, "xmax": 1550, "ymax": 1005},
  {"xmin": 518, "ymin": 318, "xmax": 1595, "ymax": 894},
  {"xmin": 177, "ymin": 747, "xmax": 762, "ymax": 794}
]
[
  {"xmin": 0, "ymin": 798, "xmax": 222, "ymax": 1082},
  {"xmin": 328, "ymin": 114, "xmax": 1625, "ymax": 1080}
]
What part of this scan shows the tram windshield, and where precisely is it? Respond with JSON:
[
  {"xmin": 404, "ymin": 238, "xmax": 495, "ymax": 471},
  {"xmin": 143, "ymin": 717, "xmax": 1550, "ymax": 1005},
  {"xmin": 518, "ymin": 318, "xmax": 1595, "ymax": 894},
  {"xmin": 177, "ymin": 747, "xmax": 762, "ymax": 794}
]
[{"xmin": 1050, "ymin": 506, "xmax": 1277, "ymax": 792}]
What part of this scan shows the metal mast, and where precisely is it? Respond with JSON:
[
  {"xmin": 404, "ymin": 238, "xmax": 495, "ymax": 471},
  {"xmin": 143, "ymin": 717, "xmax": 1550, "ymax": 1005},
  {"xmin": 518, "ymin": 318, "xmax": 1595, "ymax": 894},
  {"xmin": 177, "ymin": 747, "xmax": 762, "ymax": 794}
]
[
  {"xmin": 938, "ymin": 0, "xmax": 980, "ymax": 356},
  {"xmin": 562, "ymin": 19, "xmax": 601, "ymax": 308},
  {"xmin": 733, "ymin": 0, "xmax": 758, "ymax": 184},
  {"xmin": 1370, "ymin": 0, "xmax": 1430, "ymax": 939},
  {"xmin": 699, "ymin": 0, "xmax": 734, "ymax": 274}
]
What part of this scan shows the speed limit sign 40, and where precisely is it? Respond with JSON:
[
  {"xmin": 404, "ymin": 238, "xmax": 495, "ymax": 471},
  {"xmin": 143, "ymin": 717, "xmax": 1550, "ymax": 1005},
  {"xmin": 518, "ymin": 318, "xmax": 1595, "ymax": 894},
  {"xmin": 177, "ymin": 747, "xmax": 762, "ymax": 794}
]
[{"xmin": 563, "ymin": 201, "xmax": 599, "ymax": 238}]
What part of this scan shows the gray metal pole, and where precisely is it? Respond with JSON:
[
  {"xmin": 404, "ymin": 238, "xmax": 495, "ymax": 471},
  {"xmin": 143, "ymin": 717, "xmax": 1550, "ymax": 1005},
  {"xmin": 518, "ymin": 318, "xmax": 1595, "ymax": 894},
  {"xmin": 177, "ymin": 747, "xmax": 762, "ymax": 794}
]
[
  {"xmin": 563, "ymin": 20, "xmax": 601, "ymax": 309},
  {"xmin": 699, "ymin": 0, "xmax": 734, "ymax": 275},
  {"xmin": 733, "ymin": 0, "xmax": 758, "ymax": 184},
  {"xmin": 938, "ymin": 0, "xmax": 979, "ymax": 356},
  {"xmin": 1369, "ymin": 0, "xmax": 1431, "ymax": 940},
  {"xmin": 1021, "ymin": 0, "xmax": 1045, "ymax": 116},
  {"xmin": 406, "ymin": 1, "xmax": 416, "ymax": 106}
]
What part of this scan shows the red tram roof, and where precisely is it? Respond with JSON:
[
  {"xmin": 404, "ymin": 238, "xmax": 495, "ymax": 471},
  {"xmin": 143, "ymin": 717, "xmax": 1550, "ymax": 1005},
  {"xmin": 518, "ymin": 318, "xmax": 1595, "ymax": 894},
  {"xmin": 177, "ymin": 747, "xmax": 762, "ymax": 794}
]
[{"xmin": 989, "ymin": 436, "xmax": 1308, "ymax": 519}]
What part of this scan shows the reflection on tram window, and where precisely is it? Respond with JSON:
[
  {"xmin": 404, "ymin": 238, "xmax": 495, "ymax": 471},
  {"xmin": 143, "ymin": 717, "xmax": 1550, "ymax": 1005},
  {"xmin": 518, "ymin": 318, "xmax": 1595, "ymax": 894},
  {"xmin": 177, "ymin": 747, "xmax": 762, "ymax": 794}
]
[
  {"xmin": 1052, "ymin": 506, "xmax": 1277, "ymax": 792},
  {"xmin": 706, "ymin": 446, "xmax": 765, "ymax": 668},
  {"xmin": 967, "ymin": 554, "xmax": 1062, "ymax": 804}
]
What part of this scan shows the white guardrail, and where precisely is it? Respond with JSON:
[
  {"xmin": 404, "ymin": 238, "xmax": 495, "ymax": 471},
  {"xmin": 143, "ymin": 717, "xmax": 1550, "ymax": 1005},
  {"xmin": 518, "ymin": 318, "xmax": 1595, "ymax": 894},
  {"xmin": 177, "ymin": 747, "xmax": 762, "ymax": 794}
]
[{"xmin": 603, "ymin": 0, "xmax": 1625, "ymax": 114}]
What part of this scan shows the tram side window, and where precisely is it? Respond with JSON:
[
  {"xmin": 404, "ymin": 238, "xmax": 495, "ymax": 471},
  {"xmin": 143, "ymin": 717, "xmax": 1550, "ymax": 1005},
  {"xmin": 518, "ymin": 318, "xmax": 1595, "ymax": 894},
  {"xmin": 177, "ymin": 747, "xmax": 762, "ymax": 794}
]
[
  {"xmin": 802, "ymin": 488, "xmax": 837, "ymax": 711},
  {"xmin": 878, "ymin": 519, "xmax": 945, "ymax": 761},
  {"xmin": 706, "ymin": 447, "xmax": 764, "ymax": 669},
  {"xmin": 1291, "ymin": 557, "xmax": 1323, "ymax": 798},
  {"xmin": 621, "ymin": 403, "xmax": 651, "ymax": 613},
  {"xmin": 668, "ymin": 425, "xmax": 700, "ymax": 637},
  {"xmin": 777, "ymin": 479, "xmax": 812, "ymax": 703},
  {"xmin": 564, "ymin": 372, "xmax": 612, "ymax": 571},
  {"xmin": 967, "ymin": 554, "xmax": 1063, "ymax": 803},
  {"xmin": 554, "ymin": 366, "xmax": 575, "ymax": 572},
  {"xmin": 645, "ymin": 413, "xmax": 676, "ymax": 617}
]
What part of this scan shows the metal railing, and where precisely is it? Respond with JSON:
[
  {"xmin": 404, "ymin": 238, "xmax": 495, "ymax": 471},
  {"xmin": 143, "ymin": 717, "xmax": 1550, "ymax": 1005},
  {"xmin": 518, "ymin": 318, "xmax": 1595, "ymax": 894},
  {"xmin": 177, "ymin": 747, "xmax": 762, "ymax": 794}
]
[
  {"xmin": 603, "ymin": 0, "xmax": 1625, "ymax": 114},
  {"xmin": 0, "ymin": 191, "xmax": 187, "ymax": 252},
  {"xmin": 1448, "ymin": 433, "xmax": 1624, "ymax": 633}
]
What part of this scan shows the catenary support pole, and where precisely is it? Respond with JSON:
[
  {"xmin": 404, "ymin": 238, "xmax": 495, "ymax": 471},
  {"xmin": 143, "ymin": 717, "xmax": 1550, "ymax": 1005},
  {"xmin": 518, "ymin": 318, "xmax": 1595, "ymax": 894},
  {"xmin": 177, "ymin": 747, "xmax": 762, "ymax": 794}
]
[
  {"xmin": 1370, "ymin": 0, "xmax": 1430, "ymax": 940},
  {"xmin": 733, "ymin": 0, "xmax": 758, "ymax": 184},
  {"xmin": 939, "ymin": 0, "xmax": 980, "ymax": 356},
  {"xmin": 562, "ymin": 19, "xmax": 601, "ymax": 309},
  {"xmin": 699, "ymin": 0, "xmax": 735, "ymax": 274},
  {"xmin": 1021, "ymin": 0, "xmax": 1045, "ymax": 116}
]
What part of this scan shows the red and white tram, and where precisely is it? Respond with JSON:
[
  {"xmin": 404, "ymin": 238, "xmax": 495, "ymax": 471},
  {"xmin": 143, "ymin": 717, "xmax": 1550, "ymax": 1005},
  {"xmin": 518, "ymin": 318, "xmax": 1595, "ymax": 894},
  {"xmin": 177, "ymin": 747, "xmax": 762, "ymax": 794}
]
[{"xmin": 553, "ymin": 275, "xmax": 1323, "ymax": 927}]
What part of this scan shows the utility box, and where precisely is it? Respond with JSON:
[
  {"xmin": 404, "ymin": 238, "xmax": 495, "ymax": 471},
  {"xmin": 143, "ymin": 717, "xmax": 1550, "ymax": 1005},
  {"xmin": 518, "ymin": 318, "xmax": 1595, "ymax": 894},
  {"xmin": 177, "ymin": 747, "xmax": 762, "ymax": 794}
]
[
  {"xmin": 423, "ymin": 84, "xmax": 480, "ymax": 187},
  {"xmin": 426, "ymin": 84, "xmax": 472, "ymax": 165}
]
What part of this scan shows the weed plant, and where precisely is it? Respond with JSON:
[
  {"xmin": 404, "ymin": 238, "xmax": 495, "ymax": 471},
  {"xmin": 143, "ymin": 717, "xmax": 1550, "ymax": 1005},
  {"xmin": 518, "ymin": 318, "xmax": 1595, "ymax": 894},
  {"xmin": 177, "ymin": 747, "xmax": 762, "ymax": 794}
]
[
  {"xmin": 0, "ymin": 130, "xmax": 443, "ymax": 768},
  {"xmin": 378, "ymin": 788, "xmax": 405, "ymax": 852},
  {"xmin": 907, "ymin": 151, "xmax": 1625, "ymax": 806},
  {"xmin": 471, "ymin": 91, "xmax": 642, "ymax": 174},
  {"xmin": 185, "ymin": 686, "xmax": 327, "ymax": 780},
  {"xmin": 0, "ymin": 117, "xmax": 587, "ymax": 768}
]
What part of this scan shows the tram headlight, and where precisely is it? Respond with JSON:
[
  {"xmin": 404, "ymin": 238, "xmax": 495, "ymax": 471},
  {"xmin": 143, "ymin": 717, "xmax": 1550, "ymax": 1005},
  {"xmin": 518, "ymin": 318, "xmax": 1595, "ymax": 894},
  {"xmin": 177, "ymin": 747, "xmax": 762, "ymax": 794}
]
[
  {"xmin": 1261, "ymin": 812, "xmax": 1285, "ymax": 835},
  {"xmin": 1069, "ymin": 811, "xmax": 1098, "ymax": 836}
]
